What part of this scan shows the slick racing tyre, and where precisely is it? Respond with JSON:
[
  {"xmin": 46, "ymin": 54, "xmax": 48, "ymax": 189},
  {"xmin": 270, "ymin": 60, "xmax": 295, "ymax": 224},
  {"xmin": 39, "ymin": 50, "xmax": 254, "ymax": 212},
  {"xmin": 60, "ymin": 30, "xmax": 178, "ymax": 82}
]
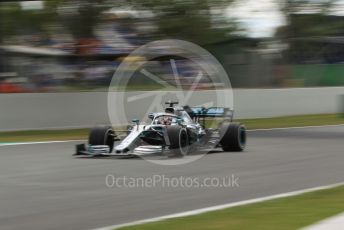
[
  {"xmin": 219, "ymin": 122, "xmax": 246, "ymax": 152},
  {"xmin": 88, "ymin": 126, "xmax": 115, "ymax": 152},
  {"xmin": 166, "ymin": 125, "xmax": 189, "ymax": 157}
]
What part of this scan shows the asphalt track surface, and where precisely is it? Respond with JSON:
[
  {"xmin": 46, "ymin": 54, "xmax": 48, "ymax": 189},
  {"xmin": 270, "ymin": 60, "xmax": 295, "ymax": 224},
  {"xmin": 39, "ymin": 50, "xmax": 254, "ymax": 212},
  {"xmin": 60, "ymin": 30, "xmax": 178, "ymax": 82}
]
[{"xmin": 0, "ymin": 126, "xmax": 343, "ymax": 230}]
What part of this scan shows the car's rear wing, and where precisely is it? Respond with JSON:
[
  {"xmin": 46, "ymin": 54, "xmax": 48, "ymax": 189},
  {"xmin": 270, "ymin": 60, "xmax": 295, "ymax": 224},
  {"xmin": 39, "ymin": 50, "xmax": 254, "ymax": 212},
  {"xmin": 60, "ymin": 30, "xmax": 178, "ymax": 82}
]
[
  {"xmin": 190, "ymin": 107, "xmax": 233, "ymax": 118},
  {"xmin": 184, "ymin": 106, "xmax": 234, "ymax": 124}
]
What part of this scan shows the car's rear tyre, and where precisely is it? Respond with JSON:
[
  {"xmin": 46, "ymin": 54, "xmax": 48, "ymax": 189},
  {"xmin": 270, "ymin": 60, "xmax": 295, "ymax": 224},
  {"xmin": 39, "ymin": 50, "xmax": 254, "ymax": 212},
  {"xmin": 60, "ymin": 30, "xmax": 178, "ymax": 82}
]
[
  {"xmin": 166, "ymin": 126, "xmax": 189, "ymax": 157},
  {"xmin": 88, "ymin": 126, "xmax": 115, "ymax": 152},
  {"xmin": 219, "ymin": 122, "xmax": 246, "ymax": 152}
]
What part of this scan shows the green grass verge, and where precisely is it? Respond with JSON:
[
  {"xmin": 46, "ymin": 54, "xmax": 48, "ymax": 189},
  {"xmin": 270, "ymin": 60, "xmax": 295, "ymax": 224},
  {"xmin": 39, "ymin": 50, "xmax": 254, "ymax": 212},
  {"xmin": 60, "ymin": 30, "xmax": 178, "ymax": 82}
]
[
  {"xmin": 0, "ymin": 128, "xmax": 90, "ymax": 143},
  {"xmin": 236, "ymin": 113, "xmax": 344, "ymax": 130},
  {"xmin": 117, "ymin": 185, "xmax": 344, "ymax": 230},
  {"xmin": 0, "ymin": 114, "xmax": 343, "ymax": 143}
]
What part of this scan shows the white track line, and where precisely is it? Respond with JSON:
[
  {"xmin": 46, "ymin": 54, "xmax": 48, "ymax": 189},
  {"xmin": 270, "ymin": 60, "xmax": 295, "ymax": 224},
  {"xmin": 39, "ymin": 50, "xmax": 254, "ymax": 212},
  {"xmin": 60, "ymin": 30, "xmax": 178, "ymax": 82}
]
[
  {"xmin": 93, "ymin": 182, "xmax": 344, "ymax": 230},
  {"xmin": 302, "ymin": 212, "xmax": 344, "ymax": 230},
  {"xmin": 0, "ymin": 140, "xmax": 84, "ymax": 147},
  {"xmin": 248, "ymin": 124, "xmax": 344, "ymax": 132}
]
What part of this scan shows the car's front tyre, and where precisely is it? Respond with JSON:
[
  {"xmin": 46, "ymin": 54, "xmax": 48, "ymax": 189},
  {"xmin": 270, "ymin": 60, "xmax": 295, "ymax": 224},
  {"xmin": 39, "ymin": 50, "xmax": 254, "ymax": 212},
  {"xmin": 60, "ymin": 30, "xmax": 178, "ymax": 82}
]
[
  {"xmin": 166, "ymin": 126, "xmax": 189, "ymax": 157},
  {"xmin": 88, "ymin": 126, "xmax": 115, "ymax": 152}
]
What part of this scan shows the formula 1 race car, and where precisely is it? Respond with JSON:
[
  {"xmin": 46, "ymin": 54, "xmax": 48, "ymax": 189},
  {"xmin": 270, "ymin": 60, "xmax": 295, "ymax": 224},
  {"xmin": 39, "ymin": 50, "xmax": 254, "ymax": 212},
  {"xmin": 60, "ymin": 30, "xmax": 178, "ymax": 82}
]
[{"xmin": 74, "ymin": 101, "xmax": 246, "ymax": 157}]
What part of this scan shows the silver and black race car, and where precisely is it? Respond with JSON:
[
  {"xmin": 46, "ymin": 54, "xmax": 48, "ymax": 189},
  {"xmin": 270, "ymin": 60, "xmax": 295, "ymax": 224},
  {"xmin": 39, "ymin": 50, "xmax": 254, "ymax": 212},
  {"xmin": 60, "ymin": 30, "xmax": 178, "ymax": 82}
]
[{"xmin": 74, "ymin": 101, "xmax": 246, "ymax": 157}]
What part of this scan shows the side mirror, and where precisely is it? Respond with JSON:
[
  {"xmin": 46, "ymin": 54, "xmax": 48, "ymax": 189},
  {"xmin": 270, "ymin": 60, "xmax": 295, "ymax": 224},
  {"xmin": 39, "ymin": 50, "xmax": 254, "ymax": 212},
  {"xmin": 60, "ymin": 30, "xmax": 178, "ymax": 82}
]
[
  {"xmin": 148, "ymin": 113, "xmax": 154, "ymax": 120},
  {"xmin": 132, "ymin": 119, "xmax": 139, "ymax": 125}
]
